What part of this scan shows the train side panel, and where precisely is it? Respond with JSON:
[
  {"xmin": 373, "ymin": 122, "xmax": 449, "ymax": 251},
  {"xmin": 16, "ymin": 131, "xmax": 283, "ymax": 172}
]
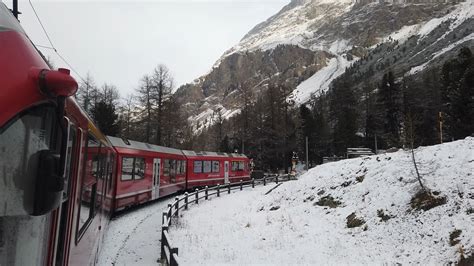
[{"xmin": 108, "ymin": 137, "xmax": 186, "ymax": 211}]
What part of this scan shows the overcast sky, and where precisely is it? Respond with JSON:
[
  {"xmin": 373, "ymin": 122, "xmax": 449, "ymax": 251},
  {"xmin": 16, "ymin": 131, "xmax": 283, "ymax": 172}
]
[{"xmin": 7, "ymin": 0, "xmax": 288, "ymax": 96}]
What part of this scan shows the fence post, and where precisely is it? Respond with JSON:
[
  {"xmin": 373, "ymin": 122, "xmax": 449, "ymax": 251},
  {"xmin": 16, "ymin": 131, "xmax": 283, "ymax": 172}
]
[
  {"xmin": 276, "ymin": 175, "xmax": 279, "ymax": 184},
  {"xmin": 228, "ymin": 183, "xmax": 231, "ymax": 194},
  {"xmin": 252, "ymin": 178, "xmax": 255, "ymax": 188},
  {"xmin": 217, "ymin": 184, "xmax": 220, "ymax": 197},
  {"xmin": 175, "ymin": 197, "xmax": 179, "ymax": 217},
  {"xmin": 195, "ymin": 188, "xmax": 199, "ymax": 204},
  {"xmin": 264, "ymin": 177, "xmax": 266, "ymax": 186},
  {"xmin": 205, "ymin": 186, "xmax": 209, "ymax": 200},
  {"xmin": 184, "ymin": 192, "xmax": 188, "ymax": 210},
  {"xmin": 162, "ymin": 212, "xmax": 167, "ymax": 225},
  {"xmin": 170, "ymin": 247, "xmax": 179, "ymax": 266},
  {"xmin": 240, "ymin": 180, "xmax": 243, "ymax": 191},
  {"xmin": 167, "ymin": 204, "xmax": 172, "ymax": 226},
  {"xmin": 160, "ymin": 225, "xmax": 168, "ymax": 262}
]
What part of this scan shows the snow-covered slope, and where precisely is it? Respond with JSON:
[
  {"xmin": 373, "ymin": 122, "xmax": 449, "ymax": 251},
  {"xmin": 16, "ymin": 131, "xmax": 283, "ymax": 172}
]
[{"xmin": 169, "ymin": 137, "xmax": 474, "ymax": 264}]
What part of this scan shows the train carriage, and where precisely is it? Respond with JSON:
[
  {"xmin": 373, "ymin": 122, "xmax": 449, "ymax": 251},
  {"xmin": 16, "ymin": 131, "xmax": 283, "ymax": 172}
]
[
  {"xmin": 183, "ymin": 150, "xmax": 251, "ymax": 187},
  {"xmin": 108, "ymin": 136, "xmax": 187, "ymax": 211}
]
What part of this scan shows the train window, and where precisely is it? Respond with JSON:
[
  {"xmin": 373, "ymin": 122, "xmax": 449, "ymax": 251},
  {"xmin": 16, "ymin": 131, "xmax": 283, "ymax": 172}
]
[
  {"xmin": 121, "ymin": 157, "xmax": 134, "ymax": 181},
  {"xmin": 92, "ymin": 155, "xmax": 99, "ymax": 178},
  {"xmin": 164, "ymin": 159, "xmax": 170, "ymax": 176},
  {"xmin": 182, "ymin": 160, "xmax": 186, "ymax": 174},
  {"xmin": 212, "ymin": 161, "xmax": 220, "ymax": 173},
  {"xmin": 0, "ymin": 105, "xmax": 56, "ymax": 265},
  {"xmin": 203, "ymin": 161, "xmax": 212, "ymax": 173},
  {"xmin": 63, "ymin": 125, "xmax": 77, "ymax": 200},
  {"xmin": 77, "ymin": 134, "xmax": 99, "ymax": 239},
  {"xmin": 169, "ymin": 160, "xmax": 176, "ymax": 183},
  {"xmin": 121, "ymin": 157, "xmax": 145, "ymax": 180},
  {"xmin": 108, "ymin": 154, "xmax": 115, "ymax": 190},
  {"xmin": 193, "ymin": 161, "xmax": 202, "ymax": 173},
  {"xmin": 134, "ymin": 158, "xmax": 145, "ymax": 179},
  {"xmin": 176, "ymin": 160, "xmax": 183, "ymax": 175},
  {"xmin": 238, "ymin": 161, "xmax": 244, "ymax": 171},
  {"xmin": 231, "ymin": 161, "xmax": 244, "ymax": 171}
]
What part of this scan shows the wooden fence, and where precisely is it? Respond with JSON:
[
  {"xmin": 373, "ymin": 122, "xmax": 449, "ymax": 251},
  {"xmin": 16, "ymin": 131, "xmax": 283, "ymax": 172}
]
[{"xmin": 160, "ymin": 174, "xmax": 292, "ymax": 266}]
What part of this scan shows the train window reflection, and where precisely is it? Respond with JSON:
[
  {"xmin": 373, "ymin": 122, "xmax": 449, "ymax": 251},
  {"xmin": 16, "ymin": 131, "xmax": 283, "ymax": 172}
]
[
  {"xmin": 121, "ymin": 157, "xmax": 146, "ymax": 180},
  {"xmin": 121, "ymin": 157, "xmax": 134, "ymax": 181},
  {"xmin": 203, "ymin": 161, "xmax": 212, "ymax": 173},
  {"xmin": 134, "ymin": 158, "xmax": 145, "ymax": 179},
  {"xmin": 193, "ymin": 161, "xmax": 202, "ymax": 173},
  {"xmin": 63, "ymin": 125, "xmax": 77, "ymax": 200},
  {"xmin": 0, "ymin": 105, "xmax": 56, "ymax": 265},
  {"xmin": 164, "ymin": 159, "xmax": 170, "ymax": 176},
  {"xmin": 77, "ymin": 134, "xmax": 98, "ymax": 239},
  {"xmin": 212, "ymin": 161, "xmax": 220, "ymax": 173}
]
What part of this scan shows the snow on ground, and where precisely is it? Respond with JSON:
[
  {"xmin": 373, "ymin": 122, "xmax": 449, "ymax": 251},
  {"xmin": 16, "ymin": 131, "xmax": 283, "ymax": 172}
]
[
  {"xmin": 292, "ymin": 55, "xmax": 354, "ymax": 104},
  {"xmin": 98, "ymin": 198, "xmax": 172, "ymax": 265},
  {"xmin": 169, "ymin": 138, "xmax": 474, "ymax": 265}
]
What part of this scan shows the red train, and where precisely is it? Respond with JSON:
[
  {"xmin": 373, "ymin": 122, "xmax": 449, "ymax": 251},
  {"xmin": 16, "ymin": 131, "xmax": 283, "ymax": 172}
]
[
  {"xmin": 108, "ymin": 136, "xmax": 251, "ymax": 211},
  {"xmin": 0, "ymin": 3, "xmax": 251, "ymax": 265}
]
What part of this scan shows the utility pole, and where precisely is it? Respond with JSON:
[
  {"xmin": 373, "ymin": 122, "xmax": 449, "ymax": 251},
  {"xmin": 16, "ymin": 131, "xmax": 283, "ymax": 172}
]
[
  {"xmin": 374, "ymin": 133, "xmax": 378, "ymax": 154},
  {"xmin": 438, "ymin": 112, "xmax": 443, "ymax": 144},
  {"xmin": 305, "ymin": 136, "xmax": 309, "ymax": 170}
]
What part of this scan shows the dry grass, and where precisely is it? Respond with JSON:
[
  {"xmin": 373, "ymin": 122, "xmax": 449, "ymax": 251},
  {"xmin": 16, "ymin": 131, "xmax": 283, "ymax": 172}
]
[
  {"xmin": 314, "ymin": 195, "xmax": 342, "ymax": 208},
  {"xmin": 410, "ymin": 190, "xmax": 447, "ymax": 211}
]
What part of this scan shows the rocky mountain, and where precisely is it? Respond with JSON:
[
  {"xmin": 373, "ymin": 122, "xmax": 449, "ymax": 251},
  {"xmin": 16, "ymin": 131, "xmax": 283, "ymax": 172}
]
[{"xmin": 174, "ymin": 0, "xmax": 473, "ymax": 133}]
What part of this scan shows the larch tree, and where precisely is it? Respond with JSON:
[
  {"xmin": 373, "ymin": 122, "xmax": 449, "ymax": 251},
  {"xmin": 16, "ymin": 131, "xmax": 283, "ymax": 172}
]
[
  {"xmin": 136, "ymin": 75, "xmax": 155, "ymax": 143},
  {"xmin": 151, "ymin": 64, "xmax": 174, "ymax": 145}
]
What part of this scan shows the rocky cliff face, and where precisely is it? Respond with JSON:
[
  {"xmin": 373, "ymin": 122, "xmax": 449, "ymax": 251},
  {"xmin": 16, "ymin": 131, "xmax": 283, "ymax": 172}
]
[{"xmin": 174, "ymin": 0, "xmax": 470, "ymax": 132}]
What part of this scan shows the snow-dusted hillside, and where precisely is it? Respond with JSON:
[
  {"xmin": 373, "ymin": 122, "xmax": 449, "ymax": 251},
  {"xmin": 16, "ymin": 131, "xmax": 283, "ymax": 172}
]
[
  {"xmin": 169, "ymin": 137, "xmax": 474, "ymax": 264},
  {"xmin": 176, "ymin": 0, "xmax": 467, "ymax": 126}
]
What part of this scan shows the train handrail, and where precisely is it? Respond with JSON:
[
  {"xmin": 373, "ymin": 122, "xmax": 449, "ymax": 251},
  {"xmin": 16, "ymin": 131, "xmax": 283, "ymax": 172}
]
[{"xmin": 159, "ymin": 174, "xmax": 294, "ymax": 266}]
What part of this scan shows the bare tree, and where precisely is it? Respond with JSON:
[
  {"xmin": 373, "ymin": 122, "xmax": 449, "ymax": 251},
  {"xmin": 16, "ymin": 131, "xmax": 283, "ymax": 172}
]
[
  {"xmin": 76, "ymin": 73, "xmax": 97, "ymax": 115},
  {"xmin": 100, "ymin": 83, "xmax": 120, "ymax": 106},
  {"xmin": 151, "ymin": 64, "xmax": 174, "ymax": 145},
  {"xmin": 136, "ymin": 75, "xmax": 155, "ymax": 143},
  {"xmin": 406, "ymin": 111, "xmax": 426, "ymax": 192},
  {"xmin": 119, "ymin": 94, "xmax": 136, "ymax": 139}
]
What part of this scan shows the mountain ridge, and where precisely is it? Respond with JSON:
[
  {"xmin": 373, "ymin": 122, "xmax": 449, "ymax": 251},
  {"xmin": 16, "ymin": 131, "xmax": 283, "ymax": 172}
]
[{"xmin": 174, "ymin": 0, "xmax": 471, "ymax": 133}]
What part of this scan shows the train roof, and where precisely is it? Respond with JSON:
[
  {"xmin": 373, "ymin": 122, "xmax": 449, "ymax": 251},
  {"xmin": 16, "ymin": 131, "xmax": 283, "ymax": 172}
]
[
  {"xmin": 107, "ymin": 136, "xmax": 184, "ymax": 156},
  {"xmin": 181, "ymin": 150, "xmax": 248, "ymax": 159}
]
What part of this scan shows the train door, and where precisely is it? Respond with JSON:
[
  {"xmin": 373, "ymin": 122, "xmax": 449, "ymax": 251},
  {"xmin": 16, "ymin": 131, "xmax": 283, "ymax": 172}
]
[
  {"xmin": 224, "ymin": 161, "xmax": 229, "ymax": 184},
  {"xmin": 152, "ymin": 158, "xmax": 161, "ymax": 200}
]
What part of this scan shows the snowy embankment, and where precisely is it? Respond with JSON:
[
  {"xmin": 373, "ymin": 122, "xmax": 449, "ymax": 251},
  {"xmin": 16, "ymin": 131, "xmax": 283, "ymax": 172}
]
[{"xmin": 169, "ymin": 138, "xmax": 474, "ymax": 265}]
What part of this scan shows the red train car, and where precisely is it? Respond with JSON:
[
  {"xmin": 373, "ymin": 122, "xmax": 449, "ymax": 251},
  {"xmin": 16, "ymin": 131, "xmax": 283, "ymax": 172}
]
[
  {"xmin": 183, "ymin": 150, "xmax": 251, "ymax": 187},
  {"xmin": 108, "ymin": 136, "xmax": 187, "ymax": 211},
  {"xmin": 108, "ymin": 137, "xmax": 252, "ymax": 210},
  {"xmin": 0, "ymin": 3, "xmax": 115, "ymax": 265}
]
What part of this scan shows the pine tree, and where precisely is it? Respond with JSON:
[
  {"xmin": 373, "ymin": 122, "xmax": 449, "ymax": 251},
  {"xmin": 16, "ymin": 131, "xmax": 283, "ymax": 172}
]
[
  {"xmin": 441, "ymin": 47, "xmax": 474, "ymax": 140},
  {"xmin": 329, "ymin": 80, "xmax": 359, "ymax": 155},
  {"xmin": 377, "ymin": 71, "xmax": 401, "ymax": 148},
  {"xmin": 91, "ymin": 101, "xmax": 120, "ymax": 136}
]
